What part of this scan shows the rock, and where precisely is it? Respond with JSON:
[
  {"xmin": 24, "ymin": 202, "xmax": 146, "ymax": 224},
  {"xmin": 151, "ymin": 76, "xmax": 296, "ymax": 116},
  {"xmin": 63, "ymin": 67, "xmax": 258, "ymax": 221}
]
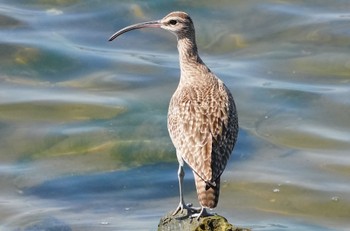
[{"xmin": 158, "ymin": 209, "xmax": 250, "ymax": 231}]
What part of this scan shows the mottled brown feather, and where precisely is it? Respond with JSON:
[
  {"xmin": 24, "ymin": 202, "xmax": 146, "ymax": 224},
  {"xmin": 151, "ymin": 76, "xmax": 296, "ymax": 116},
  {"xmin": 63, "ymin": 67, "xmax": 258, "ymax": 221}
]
[
  {"xmin": 194, "ymin": 173, "xmax": 220, "ymax": 208},
  {"xmin": 168, "ymin": 76, "xmax": 237, "ymax": 184}
]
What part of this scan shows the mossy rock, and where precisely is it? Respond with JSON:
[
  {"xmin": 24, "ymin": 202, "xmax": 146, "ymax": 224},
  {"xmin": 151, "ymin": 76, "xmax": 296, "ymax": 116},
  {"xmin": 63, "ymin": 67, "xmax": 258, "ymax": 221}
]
[{"xmin": 158, "ymin": 209, "xmax": 250, "ymax": 231}]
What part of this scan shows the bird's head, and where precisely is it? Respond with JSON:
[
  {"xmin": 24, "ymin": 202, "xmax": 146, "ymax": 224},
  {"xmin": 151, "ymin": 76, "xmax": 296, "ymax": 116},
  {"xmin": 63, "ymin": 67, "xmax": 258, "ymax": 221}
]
[
  {"xmin": 109, "ymin": 11, "xmax": 194, "ymax": 41},
  {"xmin": 160, "ymin": 11, "xmax": 194, "ymax": 37}
]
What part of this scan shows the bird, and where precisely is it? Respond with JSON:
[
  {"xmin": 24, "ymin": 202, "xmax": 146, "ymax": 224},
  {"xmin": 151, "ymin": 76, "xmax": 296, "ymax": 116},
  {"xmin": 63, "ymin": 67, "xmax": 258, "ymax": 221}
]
[{"xmin": 109, "ymin": 11, "xmax": 238, "ymax": 219}]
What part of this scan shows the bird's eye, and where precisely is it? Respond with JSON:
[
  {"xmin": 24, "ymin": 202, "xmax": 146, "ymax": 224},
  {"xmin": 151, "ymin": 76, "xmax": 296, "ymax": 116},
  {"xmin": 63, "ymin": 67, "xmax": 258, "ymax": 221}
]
[{"xmin": 169, "ymin": 20, "xmax": 177, "ymax": 25}]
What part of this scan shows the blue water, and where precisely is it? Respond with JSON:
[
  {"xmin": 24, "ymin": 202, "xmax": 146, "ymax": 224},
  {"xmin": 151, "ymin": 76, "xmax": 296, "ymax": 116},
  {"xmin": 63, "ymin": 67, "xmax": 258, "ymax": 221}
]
[{"xmin": 1, "ymin": 1, "xmax": 350, "ymax": 230}]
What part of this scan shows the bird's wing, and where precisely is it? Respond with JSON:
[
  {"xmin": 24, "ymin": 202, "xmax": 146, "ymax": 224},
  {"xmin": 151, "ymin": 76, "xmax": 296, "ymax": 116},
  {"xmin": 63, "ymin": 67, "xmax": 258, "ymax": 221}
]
[{"xmin": 209, "ymin": 83, "xmax": 238, "ymax": 181}]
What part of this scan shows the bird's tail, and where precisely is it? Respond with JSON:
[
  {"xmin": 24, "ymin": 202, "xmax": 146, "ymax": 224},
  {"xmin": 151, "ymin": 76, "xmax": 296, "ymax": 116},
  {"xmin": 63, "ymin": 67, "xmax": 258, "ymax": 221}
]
[{"xmin": 193, "ymin": 173, "xmax": 220, "ymax": 208}]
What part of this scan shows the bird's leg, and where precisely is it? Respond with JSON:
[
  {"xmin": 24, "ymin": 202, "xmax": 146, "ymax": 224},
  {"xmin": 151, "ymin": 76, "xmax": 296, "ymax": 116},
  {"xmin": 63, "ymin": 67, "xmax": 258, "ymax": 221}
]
[
  {"xmin": 173, "ymin": 164, "xmax": 187, "ymax": 215},
  {"xmin": 172, "ymin": 164, "xmax": 200, "ymax": 215}
]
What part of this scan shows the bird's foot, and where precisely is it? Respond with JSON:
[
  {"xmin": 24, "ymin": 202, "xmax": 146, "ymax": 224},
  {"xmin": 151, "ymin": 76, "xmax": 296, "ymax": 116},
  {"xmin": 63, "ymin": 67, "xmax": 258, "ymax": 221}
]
[
  {"xmin": 172, "ymin": 202, "xmax": 200, "ymax": 216},
  {"xmin": 190, "ymin": 207, "xmax": 212, "ymax": 221}
]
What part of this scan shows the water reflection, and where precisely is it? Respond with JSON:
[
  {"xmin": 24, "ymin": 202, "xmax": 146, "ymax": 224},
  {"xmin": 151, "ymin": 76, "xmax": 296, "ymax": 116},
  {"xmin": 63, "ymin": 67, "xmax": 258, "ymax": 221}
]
[{"xmin": 26, "ymin": 163, "xmax": 182, "ymax": 203}]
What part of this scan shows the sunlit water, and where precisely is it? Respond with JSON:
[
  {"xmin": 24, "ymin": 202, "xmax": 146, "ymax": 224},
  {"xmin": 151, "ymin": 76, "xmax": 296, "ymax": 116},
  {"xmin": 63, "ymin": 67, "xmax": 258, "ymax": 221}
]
[{"xmin": 1, "ymin": 1, "xmax": 349, "ymax": 230}]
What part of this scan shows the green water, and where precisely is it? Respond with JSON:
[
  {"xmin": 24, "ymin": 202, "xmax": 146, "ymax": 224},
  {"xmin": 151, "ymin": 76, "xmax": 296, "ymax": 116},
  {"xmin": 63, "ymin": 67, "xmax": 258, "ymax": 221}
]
[{"xmin": 0, "ymin": 1, "xmax": 349, "ymax": 230}]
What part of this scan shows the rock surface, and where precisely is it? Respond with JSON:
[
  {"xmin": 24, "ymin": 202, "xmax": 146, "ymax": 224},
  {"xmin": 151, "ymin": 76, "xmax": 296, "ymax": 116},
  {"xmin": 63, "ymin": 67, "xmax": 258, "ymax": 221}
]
[{"xmin": 158, "ymin": 209, "xmax": 251, "ymax": 231}]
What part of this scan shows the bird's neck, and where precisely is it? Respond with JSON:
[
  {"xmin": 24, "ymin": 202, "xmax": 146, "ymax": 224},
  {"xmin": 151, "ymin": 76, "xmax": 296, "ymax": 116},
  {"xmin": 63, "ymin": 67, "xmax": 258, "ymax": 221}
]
[
  {"xmin": 177, "ymin": 36, "xmax": 203, "ymax": 68},
  {"xmin": 177, "ymin": 36, "xmax": 209, "ymax": 83}
]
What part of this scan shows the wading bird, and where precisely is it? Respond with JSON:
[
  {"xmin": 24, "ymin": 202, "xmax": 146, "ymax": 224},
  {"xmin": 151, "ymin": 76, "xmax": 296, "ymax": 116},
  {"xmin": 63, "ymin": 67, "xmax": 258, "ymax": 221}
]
[{"xmin": 109, "ymin": 11, "xmax": 238, "ymax": 218}]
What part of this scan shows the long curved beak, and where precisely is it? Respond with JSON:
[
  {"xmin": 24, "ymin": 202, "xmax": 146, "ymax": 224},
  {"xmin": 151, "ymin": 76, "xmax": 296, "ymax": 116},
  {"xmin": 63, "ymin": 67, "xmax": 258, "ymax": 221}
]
[{"xmin": 108, "ymin": 20, "xmax": 161, "ymax": 41}]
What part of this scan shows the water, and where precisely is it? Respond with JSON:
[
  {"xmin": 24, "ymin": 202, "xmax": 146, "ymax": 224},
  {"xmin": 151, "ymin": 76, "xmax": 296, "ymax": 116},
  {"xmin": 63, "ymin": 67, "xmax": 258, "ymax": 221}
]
[{"xmin": 1, "ymin": 1, "xmax": 349, "ymax": 230}]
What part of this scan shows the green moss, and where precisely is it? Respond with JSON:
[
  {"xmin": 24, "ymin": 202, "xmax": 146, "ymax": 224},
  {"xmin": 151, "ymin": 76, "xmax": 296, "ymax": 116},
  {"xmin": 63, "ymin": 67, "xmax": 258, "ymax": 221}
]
[
  {"xmin": 195, "ymin": 215, "xmax": 250, "ymax": 231},
  {"xmin": 158, "ymin": 210, "xmax": 250, "ymax": 231}
]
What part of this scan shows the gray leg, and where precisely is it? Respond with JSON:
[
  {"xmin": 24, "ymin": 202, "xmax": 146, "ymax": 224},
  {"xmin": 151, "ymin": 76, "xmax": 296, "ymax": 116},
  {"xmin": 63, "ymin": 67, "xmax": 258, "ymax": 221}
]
[
  {"xmin": 172, "ymin": 161, "xmax": 201, "ymax": 216},
  {"xmin": 172, "ymin": 164, "xmax": 186, "ymax": 215}
]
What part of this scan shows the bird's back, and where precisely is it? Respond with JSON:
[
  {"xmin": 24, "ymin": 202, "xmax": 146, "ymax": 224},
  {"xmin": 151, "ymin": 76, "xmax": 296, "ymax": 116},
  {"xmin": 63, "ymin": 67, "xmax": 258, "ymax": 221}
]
[{"xmin": 167, "ymin": 71, "xmax": 238, "ymax": 208}]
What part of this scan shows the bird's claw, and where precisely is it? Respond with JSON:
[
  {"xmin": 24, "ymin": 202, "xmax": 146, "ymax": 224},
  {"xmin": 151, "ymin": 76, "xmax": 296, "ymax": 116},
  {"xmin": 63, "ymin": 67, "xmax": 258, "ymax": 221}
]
[
  {"xmin": 172, "ymin": 203, "xmax": 183, "ymax": 216},
  {"xmin": 190, "ymin": 207, "xmax": 212, "ymax": 220},
  {"xmin": 172, "ymin": 202, "xmax": 200, "ymax": 216}
]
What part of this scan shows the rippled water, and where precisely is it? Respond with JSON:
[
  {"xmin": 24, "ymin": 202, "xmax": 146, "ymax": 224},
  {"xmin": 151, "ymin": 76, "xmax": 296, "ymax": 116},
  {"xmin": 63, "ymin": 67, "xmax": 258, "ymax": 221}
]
[{"xmin": 1, "ymin": 1, "xmax": 349, "ymax": 230}]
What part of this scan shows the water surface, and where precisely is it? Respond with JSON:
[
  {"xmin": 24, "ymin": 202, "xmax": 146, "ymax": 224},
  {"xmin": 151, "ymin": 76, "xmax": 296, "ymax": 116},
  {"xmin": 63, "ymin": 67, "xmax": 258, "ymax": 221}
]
[{"xmin": 0, "ymin": 1, "xmax": 349, "ymax": 230}]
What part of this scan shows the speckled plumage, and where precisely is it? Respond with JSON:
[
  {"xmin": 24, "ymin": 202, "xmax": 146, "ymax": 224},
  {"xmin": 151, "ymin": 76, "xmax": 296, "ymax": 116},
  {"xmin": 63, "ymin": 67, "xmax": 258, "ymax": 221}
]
[
  {"xmin": 109, "ymin": 11, "xmax": 238, "ymax": 218},
  {"xmin": 165, "ymin": 11, "xmax": 238, "ymax": 212}
]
